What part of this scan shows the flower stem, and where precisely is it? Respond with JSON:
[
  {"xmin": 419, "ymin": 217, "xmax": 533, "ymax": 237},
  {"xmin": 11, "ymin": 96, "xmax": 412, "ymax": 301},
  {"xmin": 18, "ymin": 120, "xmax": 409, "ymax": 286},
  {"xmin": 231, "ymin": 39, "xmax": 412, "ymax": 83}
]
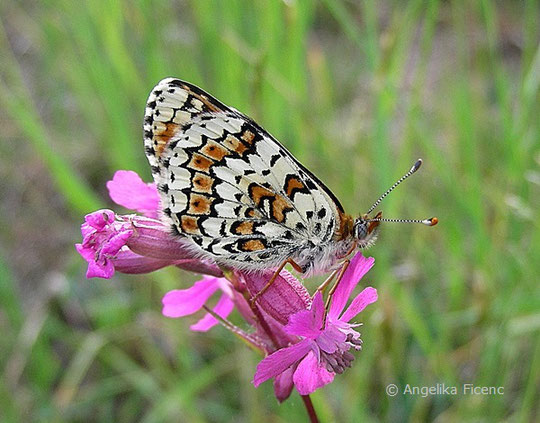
[
  {"xmin": 201, "ymin": 305, "xmax": 265, "ymax": 351},
  {"xmin": 301, "ymin": 395, "xmax": 319, "ymax": 423},
  {"xmin": 222, "ymin": 269, "xmax": 282, "ymax": 349}
]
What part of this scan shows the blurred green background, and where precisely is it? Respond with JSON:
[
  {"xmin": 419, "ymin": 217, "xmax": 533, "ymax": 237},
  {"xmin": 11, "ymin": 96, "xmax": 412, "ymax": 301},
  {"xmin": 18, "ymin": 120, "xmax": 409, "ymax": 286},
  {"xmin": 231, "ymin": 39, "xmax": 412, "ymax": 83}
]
[{"xmin": 1, "ymin": 0, "xmax": 539, "ymax": 422}]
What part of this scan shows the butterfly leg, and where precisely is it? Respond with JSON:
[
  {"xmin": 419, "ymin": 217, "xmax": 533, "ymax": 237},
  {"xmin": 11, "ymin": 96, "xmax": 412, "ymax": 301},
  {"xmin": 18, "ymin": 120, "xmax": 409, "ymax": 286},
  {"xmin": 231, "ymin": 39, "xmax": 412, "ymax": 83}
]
[
  {"xmin": 317, "ymin": 242, "xmax": 357, "ymax": 295},
  {"xmin": 318, "ymin": 260, "xmax": 351, "ymax": 330},
  {"xmin": 316, "ymin": 267, "xmax": 340, "ymax": 294},
  {"xmin": 250, "ymin": 258, "xmax": 302, "ymax": 306},
  {"xmin": 324, "ymin": 259, "xmax": 351, "ymax": 312}
]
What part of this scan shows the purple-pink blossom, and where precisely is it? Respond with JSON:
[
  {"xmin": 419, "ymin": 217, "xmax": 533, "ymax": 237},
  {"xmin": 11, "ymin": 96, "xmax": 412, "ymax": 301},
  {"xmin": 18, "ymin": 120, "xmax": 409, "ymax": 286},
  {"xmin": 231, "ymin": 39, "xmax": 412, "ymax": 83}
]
[
  {"xmin": 162, "ymin": 276, "xmax": 236, "ymax": 332},
  {"xmin": 253, "ymin": 253, "xmax": 377, "ymax": 395},
  {"xmin": 160, "ymin": 268, "xmax": 318, "ymax": 401},
  {"xmin": 106, "ymin": 170, "xmax": 160, "ymax": 218},
  {"xmin": 75, "ymin": 170, "xmax": 222, "ymax": 279},
  {"xmin": 76, "ymin": 169, "xmax": 380, "ymax": 403},
  {"xmin": 75, "ymin": 210, "xmax": 134, "ymax": 278}
]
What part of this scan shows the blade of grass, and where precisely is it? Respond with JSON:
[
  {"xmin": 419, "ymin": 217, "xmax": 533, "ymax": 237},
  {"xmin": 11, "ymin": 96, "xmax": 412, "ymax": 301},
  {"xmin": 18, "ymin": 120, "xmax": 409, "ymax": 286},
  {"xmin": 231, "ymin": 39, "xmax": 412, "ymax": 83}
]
[{"xmin": 0, "ymin": 13, "xmax": 103, "ymax": 214}]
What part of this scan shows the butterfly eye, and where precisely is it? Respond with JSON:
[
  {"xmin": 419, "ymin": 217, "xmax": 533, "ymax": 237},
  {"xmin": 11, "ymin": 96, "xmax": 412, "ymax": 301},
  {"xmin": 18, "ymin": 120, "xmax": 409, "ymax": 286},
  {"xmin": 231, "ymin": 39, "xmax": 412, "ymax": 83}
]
[{"xmin": 353, "ymin": 220, "xmax": 368, "ymax": 240}]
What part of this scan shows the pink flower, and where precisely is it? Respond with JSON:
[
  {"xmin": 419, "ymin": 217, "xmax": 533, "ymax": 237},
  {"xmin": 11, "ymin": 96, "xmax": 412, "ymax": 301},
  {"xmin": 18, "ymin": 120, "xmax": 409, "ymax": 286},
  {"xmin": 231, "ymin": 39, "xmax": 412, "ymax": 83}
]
[
  {"xmin": 76, "ymin": 170, "xmax": 381, "ymax": 405},
  {"xmin": 106, "ymin": 170, "xmax": 160, "ymax": 218},
  {"xmin": 162, "ymin": 276, "xmax": 236, "ymax": 332},
  {"xmin": 253, "ymin": 253, "xmax": 378, "ymax": 395},
  {"xmin": 75, "ymin": 210, "xmax": 133, "ymax": 278},
  {"xmin": 76, "ymin": 171, "xmax": 222, "ymax": 279},
  {"xmin": 161, "ymin": 269, "xmax": 314, "ymax": 401}
]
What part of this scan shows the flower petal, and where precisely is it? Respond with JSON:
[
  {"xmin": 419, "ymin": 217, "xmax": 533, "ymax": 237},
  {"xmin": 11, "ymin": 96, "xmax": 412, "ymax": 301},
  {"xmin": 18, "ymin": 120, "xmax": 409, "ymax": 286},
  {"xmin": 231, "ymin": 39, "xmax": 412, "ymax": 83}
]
[
  {"xmin": 274, "ymin": 366, "xmax": 295, "ymax": 403},
  {"xmin": 80, "ymin": 222, "xmax": 95, "ymax": 239},
  {"xmin": 85, "ymin": 209, "xmax": 115, "ymax": 230},
  {"xmin": 76, "ymin": 238, "xmax": 123, "ymax": 280},
  {"xmin": 340, "ymin": 287, "xmax": 378, "ymax": 323},
  {"xmin": 285, "ymin": 291, "xmax": 325, "ymax": 338},
  {"xmin": 162, "ymin": 276, "xmax": 221, "ymax": 318},
  {"xmin": 100, "ymin": 230, "xmax": 133, "ymax": 256},
  {"xmin": 75, "ymin": 243, "xmax": 95, "ymax": 262},
  {"xmin": 242, "ymin": 270, "xmax": 310, "ymax": 325},
  {"xmin": 316, "ymin": 323, "xmax": 347, "ymax": 353},
  {"xmin": 293, "ymin": 350, "xmax": 335, "ymax": 395},
  {"xmin": 112, "ymin": 249, "xmax": 178, "ymax": 274},
  {"xmin": 126, "ymin": 223, "xmax": 198, "ymax": 260},
  {"xmin": 190, "ymin": 293, "xmax": 235, "ymax": 332},
  {"xmin": 328, "ymin": 253, "xmax": 375, "ymax": 320},
  {"xmin": 253, "ymin": 339, "xmax": 312, "ymax": 387},
  {"xmin": 86, "ymin": 258, "xmax": 115, "ymax": 279},
  {"xmin": 76, "ymin": 211, "xmax": 135, "ymax": 279},
  {"xmin": 106, "ymin": 170, "xmax": 160, "ymax": 218}
]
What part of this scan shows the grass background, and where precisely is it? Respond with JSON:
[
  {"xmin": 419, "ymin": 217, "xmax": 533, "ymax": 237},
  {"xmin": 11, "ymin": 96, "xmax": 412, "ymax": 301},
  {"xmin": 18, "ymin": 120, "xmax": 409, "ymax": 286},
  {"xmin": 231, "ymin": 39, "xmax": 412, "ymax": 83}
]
[{"xmin": 1, "ymin": 0, "xmax": 539, "ymax": 421}]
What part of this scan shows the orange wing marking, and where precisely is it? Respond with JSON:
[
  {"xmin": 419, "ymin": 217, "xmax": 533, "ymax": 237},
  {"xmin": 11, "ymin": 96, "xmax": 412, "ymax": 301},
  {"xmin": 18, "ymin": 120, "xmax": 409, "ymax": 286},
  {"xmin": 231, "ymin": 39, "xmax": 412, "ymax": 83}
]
[
  {"xmin": 249, "ymin": 185, "xmax": 293, "ymax": 223},
  {"xmin": 223, "ymin": 134, "xmax": 248, "ymax": 156},
  {"xmin": 192, "ymin": 173, "xmax": 214, "ymax": 194},
  {"xmin": 232, "ymin": 221, "xmax": 255, "ymax": 235},
  {"xmin": 201, "ymin": 140, "xmax": 230, "ymax": 161},
  {"xmin": 188, "ymin": 153, "xmax": 214, "ymax": 173},
  {"xmin": 188, "ymin": 194, "xmax": 213, "ymax": 215},
  {"xmin": 154, "ymin": 122, "xmax": 180, "ymax": 157},
  {"xmin": 239, "ymin": 239, "xmax": 265, "ymax": 251},
  {"xmin": 181, "ymin": 216, "xmax": 200, "ymax": 234}
]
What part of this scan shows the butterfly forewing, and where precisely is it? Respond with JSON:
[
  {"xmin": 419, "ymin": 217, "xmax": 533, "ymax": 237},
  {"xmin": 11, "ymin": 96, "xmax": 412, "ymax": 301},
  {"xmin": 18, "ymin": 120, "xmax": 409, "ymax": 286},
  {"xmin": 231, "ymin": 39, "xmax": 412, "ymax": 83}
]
[
  {"xmin": 144, "ymin": 78, "xmax": 345, "ymax": 271},
  {"xmin": 144, "ymin": 78, "xmax": 230, "ymax": 180}
]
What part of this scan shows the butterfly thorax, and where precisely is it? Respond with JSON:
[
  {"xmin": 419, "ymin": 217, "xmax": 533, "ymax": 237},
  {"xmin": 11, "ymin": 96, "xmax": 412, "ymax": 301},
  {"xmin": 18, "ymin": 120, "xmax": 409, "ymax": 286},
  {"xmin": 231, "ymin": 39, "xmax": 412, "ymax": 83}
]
[
  {"xmin": 293, "ymin": 236, "xmax": 355, "ymax": 277},
  {"xmin": 282, "ymin": 211, "xmax": 380, "ymax": 277},
  {"xmin": 301, "ymin": 211, "xmax": 381, "ymax": 274}
]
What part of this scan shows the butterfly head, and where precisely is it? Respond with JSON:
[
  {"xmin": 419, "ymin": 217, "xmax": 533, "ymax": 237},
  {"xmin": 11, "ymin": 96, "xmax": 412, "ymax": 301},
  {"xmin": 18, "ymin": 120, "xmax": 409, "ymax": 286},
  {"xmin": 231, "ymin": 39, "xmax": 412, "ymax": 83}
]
[
  {"xmin": 353, "ymin": 211, "xmax": 382, "ymax": 248},
  {"xmin": 350, "ymin": 159, "xmax": 439, "ymax": 249}
]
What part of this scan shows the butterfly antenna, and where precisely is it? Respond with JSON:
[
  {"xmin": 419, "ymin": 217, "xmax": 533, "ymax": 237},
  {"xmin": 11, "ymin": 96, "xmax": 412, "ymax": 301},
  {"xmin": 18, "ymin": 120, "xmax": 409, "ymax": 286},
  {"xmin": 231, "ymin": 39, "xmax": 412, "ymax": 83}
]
[
  {"xmin": 365, "ymin": 216, "xmax": 438, "ymax": 226},
  {"xmin": 365, "ymin": 159, "xmax": 423, "ymax": 216}
]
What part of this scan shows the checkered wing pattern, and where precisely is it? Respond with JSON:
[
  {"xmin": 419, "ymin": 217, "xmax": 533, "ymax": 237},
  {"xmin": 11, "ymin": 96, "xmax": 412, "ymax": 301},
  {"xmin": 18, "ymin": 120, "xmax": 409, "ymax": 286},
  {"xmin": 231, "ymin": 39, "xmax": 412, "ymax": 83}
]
[{"xmin": 144, "ymin": 78, "xmax": 345, "ymax": 271}]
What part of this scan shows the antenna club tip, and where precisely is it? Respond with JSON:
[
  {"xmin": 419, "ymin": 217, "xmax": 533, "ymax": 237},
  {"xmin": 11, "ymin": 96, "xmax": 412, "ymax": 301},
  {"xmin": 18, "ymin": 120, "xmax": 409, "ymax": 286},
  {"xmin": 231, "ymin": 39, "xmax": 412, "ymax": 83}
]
[
  {"xmin": 411, "ymin": 158, "xmax": 423, "ymax": 173},
  {"xmin": 428, "ymin": 217, "xmax": 438, "ymax": 226}
]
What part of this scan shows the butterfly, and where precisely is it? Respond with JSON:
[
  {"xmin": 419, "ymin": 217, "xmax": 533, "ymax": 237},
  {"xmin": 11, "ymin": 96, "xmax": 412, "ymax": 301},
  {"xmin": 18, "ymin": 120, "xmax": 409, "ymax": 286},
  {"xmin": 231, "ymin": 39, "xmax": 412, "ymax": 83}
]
[{"xmin": 143, "ymin": 78, "xmax": 437, "ymax": 281}]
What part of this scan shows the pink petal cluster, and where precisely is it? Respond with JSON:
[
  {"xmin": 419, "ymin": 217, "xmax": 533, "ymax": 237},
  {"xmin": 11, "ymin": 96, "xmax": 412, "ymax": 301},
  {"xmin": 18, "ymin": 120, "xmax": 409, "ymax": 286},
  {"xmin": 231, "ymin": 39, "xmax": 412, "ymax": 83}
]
[
  {"xmin": 76, "ymin": 169, "xmax": 379, "ymax": 402},
  {"xmin": 253, "ymin": 254, "xmax": 377, "ymax": 395},
  {"xmin": 75, "ymin": 210, "xmax": 133, "ymax": 278},
  {"xmin": 161, "ymin": 252, "xmax": 378, "ymax": 399},
  {"xmin": 160, "ymin": 268, "xmax": 315, "ymax": 401},
  {"xmin": 75, "ymin": 170, "xmax": 222, "ymax": 279}
]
